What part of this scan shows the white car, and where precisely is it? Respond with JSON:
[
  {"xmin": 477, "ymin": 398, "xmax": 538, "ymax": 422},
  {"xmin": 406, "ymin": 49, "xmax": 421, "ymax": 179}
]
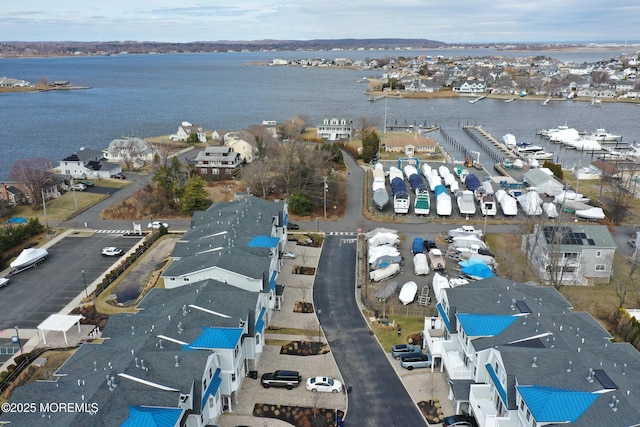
[
  {"xmin": 282, "ymin": 251, "xmax": 296, "ymax": 259},
  {"xmin": 148, "ymin": 221, "xmax": 169, "ymax": 229},
  {"xmin": 71, "ymin": 183, "xmax": 86, "ymax": 191},
  {"xmin": 101, "ymin": 247, "xmax": 124, "ymax": 257},
  {"xmin": 306, "ymin": 376, "xmax": 343, "ymax": 393}
]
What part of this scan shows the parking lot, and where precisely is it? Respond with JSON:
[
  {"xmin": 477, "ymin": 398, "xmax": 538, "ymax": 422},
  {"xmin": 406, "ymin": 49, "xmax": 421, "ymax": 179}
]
[{"xmin": 0, "ymin": 231, "xmax": 142, "ymax": 329}]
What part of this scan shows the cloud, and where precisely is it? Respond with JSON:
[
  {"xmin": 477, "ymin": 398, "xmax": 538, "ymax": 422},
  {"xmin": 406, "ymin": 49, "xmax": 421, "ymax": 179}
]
[{"xmin": 0, "ymin": 0, "xmax": 637, "ymax": 43}]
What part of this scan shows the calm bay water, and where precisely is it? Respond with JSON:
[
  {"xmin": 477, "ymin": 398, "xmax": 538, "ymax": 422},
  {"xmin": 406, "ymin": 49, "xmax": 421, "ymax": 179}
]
[{"xmin": 1, "ymin": 48, "xmax": 638, "ymax": 179}]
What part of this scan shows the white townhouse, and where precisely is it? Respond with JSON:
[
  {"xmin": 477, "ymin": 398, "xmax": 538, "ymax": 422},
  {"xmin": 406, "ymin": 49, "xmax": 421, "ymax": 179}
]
[
  {"xmin": 452, "ymin": 80, "xmax": 487, "ymax": 94},
  {"xmin": 422, "ymin": 277, "xmax": 640, "ymax": 427}
]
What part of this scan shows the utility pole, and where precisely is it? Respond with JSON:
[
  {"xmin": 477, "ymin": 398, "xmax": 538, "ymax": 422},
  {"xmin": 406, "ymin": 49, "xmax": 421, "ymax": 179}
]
[
  {"xmin": 41, "ymin": 188, "xmax": 49, "ymax": 230},
  {"xmin": 323, "ymin": 176, "xmax": 327, "ymax": 220}
]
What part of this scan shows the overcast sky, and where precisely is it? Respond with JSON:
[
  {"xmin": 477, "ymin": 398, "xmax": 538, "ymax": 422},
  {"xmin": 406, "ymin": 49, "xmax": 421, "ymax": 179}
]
[{"xmin": 2, "ymin": 1, "xmax": 638, "ymax": 44}]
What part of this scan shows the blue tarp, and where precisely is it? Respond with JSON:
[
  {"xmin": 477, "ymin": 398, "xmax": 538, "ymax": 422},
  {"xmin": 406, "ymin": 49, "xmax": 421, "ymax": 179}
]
[
  {"xmin": 465, "ymin": 174, "xmax": 481, "ymax": 191},
  {"xmin": 461, "ymin": 263, "xmax": 494, "ymax": 279},
  {"xmin": 459, "ymin": 258, "xmax": 488, "ymax": 268},
  {"xmin": 434, "ymin": 184, "xmax": 448, "ymax": 197},
  {"xmin": 412, "ymin": 237, "xmax": 424, "ymax": 254},
  {"xmin": 7, "ymin": 217, "xmax": 27, "ymax": 224}
]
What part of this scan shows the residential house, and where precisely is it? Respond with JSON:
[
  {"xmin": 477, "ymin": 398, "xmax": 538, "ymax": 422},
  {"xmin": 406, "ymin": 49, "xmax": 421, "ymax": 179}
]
[
  {"xmin": 162, "ymin": 196, "xmax": 290, "ymax": 312},
  {"xmin": 316, "ymin": 117, "xmax": 353, "ymax": 141},
  {"xmin": 523, "ymin": 224, "xmax": 617, "ymax": 285},
  {"xmin": 103, "ymin": 137, "xmax": 158, "ymax": 166},
  {"xmin": 194, "ymin": 146, "xmax": 241, "ymax": 176},
  {"xmin": 522, "ymin": 168, "xmax": 564, "ymax": 195},
  {"xmin": 56, "ymin": 147, "xmax": 122, "ymax": 179},
  {"xmin": 381, "ymin": 132, "xmax": 436, "ymax": 156},
  {"xmin": 0, "ymin": 77, "xmax": 31, "ymax": 87},
  {"xmin": 0, "ymin": 183, "xmax": 25, "ymax": 206},
  {"xmin": 175, "ymin": 122, "xmax": 207, "ymax": 143},
  {"xmin": 224, "ymin": 130, "xmax": 257, "ymax": 163},
  {"xmin": 423, "ymin": 276, "xmax": 640, "ymax": 426},
  {"xmin": 211, "ymin": 129, "xmax": 228, "ymax": 143},
  {"xmin": 452, "ymin": 80, "xmax": 487, "ymax": 94}
]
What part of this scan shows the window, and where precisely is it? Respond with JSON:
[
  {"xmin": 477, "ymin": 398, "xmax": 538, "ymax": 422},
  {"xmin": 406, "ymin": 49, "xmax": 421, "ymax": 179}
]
[
  {"xmin": 595, "ymin": 264, "xmax": 606, "ymax": 271},
  {"xmin": 183, "ymin": 277, "xmax": 190, "ymax": 282},
  {"xmin": 231, "ymin": 373, "xmax": 236, "ymax": 382},
  {"xmin": 596, "ymin": 250, "xmax": 602, "ymax": 257},
  {"xmin": 256, "ymin": 333, "xmax": 261, "ymax": 345}
]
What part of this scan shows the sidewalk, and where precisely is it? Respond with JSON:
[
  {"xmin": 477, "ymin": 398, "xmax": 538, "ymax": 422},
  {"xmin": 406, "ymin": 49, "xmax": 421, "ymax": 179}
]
[{"xmin": 217, "ymin": 242, "xmax": 347, "ymax": 427}]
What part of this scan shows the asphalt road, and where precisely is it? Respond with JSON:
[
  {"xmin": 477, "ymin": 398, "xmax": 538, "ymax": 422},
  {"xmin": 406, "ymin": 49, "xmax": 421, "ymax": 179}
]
[{"xmin": 315, "ymin": 235, "xmax": 427, "ymax": 426}]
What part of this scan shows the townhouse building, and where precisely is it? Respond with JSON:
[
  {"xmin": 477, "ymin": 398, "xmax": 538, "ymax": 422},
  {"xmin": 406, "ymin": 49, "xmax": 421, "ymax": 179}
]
[{"xmin": 423, "ymin": 276, "xmax": 640, "ymax": 426}]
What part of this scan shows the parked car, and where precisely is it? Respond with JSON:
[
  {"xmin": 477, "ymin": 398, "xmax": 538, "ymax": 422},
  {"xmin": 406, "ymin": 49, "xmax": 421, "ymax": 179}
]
[
  {"xmin": 305, "ymin": 376, "xmax": 343, "ymax": 393},
  {"xmin": 260, "ymin": 370, "xmax": 302, "ymax": 389},
  {"xmin": 101, "ymin": 247, "xmax": 124, "ymax": 257},
  {"xmin": 391, "ymin": 343, "xmax": 421, "ymax": 360},
  {"xmin": 282, "ymin": 251, "xmax": 297, "ymax": 259},
  {"xmin": 400, "ymin": 353, "xmax": 433, "ymax": 370},
  {"xmin": 0, "ymin": 278, "xmax": 9, "ymax": 288},
  {"xmin": 627, "ymin": 239, "xmax": 637, "ymax": 249},
  {"xmin": 71, "ymin": 183, "xmax": 86, "ymax": 191},
  {"xmin": 442, "ymin": 414, "xmax": 478, "ymax": 427},
  {"xmin": 148, "ymin": 221, "xmax": 169, "ymax": 229},
  {"xmin": 112, "ymin": 173, "xmax": 126, "ymax": 179},
  {"xmin": 79, "ymin": 180, "xmax": 95, "ymax": 187},
  {"xmin": 287, "ymin": 222, "xmax": 299, "ymax": 230}
]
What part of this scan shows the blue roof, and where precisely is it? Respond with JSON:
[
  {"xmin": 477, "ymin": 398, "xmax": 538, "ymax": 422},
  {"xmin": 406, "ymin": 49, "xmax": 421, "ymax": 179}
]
[
  {"xmin": 185, "ymin": 327, "xmax": 243, "ymax": 350},
  {"xmin": 486, "ymin": 363, "xmax": 508, "ymax": 406},
  {"xmin": 255, "ymin": 307, "xmax": 266, "ymax": 333},
  {"xmin": 436, "ymin": 303, "xmax": 451, "ymax": 332},
  {"xmin": 201, "ymin": 368, "xmax": 222, "ymax": 409},
  {"xmin": 120, "ymin": 406, "xmax": 183, "ymax": 427},
  {"xmin": 248, "ymin": 235, "xmax": 280, "ymax": 248},
  {"xmin": 457, "ymin": 313, "xmax": 517, "ymax": 337},
  {"xmin": 517, "ymin": 385, "xmax": 599, "ymax": 423},
  {"xmin": 269, "ymin": 270, "xmax": 277, "ymax": 291}
]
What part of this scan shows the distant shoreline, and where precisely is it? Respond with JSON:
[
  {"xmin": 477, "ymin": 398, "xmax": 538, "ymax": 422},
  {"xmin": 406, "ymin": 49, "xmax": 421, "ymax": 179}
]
[{"xmin": 0, "ymin": 84, "xmax": 91, "ymax": 93}]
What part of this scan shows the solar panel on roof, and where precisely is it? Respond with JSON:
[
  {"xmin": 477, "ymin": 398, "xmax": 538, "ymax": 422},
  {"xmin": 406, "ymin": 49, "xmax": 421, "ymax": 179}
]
[
  {"xmin": 515, "ymin": 301, "xmax": 531, "ymax": 313},
  {"xmin": 587, "ymin": 239, "xmax": 596, "ymax": 246},
  {"xmin": 594, "ymin": 369, "xmax": 618, "ymax": 390}
]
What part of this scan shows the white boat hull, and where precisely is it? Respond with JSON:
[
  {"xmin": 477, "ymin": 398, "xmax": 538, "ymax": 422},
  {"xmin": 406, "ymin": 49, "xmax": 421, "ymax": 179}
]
[
  {"xmin": 10, "ymin": 248, "xmax": 48, "ymax": 271},
  {"xmin": 399, "ymin": 281, "xmax": 418, "ymax": 305}
]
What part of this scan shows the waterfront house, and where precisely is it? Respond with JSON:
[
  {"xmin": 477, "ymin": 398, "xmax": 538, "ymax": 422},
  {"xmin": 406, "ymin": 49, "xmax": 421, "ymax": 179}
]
[
  {"xmin": 56, "ymin": 147, "xmax": 122, "ymax": 179},
  {"xmin": 176, "ymin": 121, "xmax": 207, "ymax": 143},
  {"xmin": 103, "ymin": 137, "xmax": 158, "ymax": 166},
  {"xmin": 381, "ymin": 132, "xmax": 436, "ymax": 156},
  {"xmin": 194, "ymin": 146, "xmax": 241, "ymax": 176},
  {"xmin": 316, "ymin": 117, "xmax": 353, "ymax": 141},
  {"xmin": 422, "ymin": 277, "xmax": 640, "ymax": 426},
  {"xmin": 523, "ymin": 224, "xmax": 616, "ymax": 285},
  {"xmin": 223, "ymin": 130, "xmax": 257, "ymax": 163},
  {"xmin": 452, "ymin": 80, "xmax": 487, "ymax": 94}
]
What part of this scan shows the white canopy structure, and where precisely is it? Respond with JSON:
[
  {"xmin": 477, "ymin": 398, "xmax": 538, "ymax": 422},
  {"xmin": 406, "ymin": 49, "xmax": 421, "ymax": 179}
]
[{"xmin": 38, "ymin": 314, "xmax": 83, "ymax": 346}]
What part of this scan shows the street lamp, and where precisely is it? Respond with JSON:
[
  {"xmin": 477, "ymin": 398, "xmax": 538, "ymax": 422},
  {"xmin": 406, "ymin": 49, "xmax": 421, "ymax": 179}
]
[
  {"xmin": 14, "ymin": 326, "xmax": 22, "ymax": 354},
  {"xmin": 317, "ymin": 309, "xmax": 322, "ymax": 343},
  {"xmin": 81, "ymin": 269, "xmax": 89, "ymax": 299}
]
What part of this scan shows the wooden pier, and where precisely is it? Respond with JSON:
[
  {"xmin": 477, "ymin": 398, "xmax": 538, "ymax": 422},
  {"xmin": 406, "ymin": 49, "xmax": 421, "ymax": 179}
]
[{"xmin": 463, "ymin": 125, "xmax": 519, "ymax": 161}]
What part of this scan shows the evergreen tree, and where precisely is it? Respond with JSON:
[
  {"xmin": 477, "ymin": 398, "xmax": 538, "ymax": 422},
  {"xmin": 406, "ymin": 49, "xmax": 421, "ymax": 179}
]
[{"xmin": 180, "ymin": 175, "xmax": 211, "ymax": 213}]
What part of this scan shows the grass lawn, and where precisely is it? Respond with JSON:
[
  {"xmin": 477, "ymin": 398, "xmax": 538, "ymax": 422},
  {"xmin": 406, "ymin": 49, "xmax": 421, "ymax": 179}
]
[
  {"xmin": 10, "ymin": 191, "xmax": 108, "ymax": 223},
  {"xmin": 373, "ymin": 314, "xmax": 426, "ymax": 352}
]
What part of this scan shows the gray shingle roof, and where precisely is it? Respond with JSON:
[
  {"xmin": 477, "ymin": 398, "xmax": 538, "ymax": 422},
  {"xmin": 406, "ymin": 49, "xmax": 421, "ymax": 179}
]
[
  {"xmin": 1, "ymin": 280, "xmax": 259, "ymax": 426},
  {"xmin": 165, "ymin": 196, "xmax": 283, "ymax": 278}
]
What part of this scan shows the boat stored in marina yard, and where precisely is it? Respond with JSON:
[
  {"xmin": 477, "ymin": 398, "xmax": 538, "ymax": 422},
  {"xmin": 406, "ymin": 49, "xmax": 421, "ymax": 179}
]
[{"xmin": 399, "ymin": 281, "xmax": 418, "ymax": 305}]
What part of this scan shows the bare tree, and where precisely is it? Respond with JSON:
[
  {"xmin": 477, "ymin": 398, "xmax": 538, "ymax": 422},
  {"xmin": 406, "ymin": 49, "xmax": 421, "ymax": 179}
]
[
  {"xmin": 120, "ymin": 139, "xmax": 140, "ymax": 171},
  {"xmin": 8, "ymin": 157, "xmax": 56, "ymax": 208},
  {"xmin": 354, "ymin": 116, "xmax": 380, "ymax": 140}
]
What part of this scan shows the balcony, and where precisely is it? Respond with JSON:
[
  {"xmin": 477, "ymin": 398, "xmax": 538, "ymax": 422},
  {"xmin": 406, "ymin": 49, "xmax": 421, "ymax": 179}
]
[{"xmin": 441, "ymin": 341, "xmax": 473, "ymax": 380}]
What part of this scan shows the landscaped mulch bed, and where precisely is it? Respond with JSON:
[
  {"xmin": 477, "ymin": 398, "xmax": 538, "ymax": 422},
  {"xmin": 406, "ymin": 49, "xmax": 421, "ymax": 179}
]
[
  {"xmin": 293, "ymin": 266, "xmax": 316, "ymax": 275},
  {"xmin": 293, "ymin": 301, "xmax": 315, "ymax": 313},
  {"xmin": 253, "ymin": 404, "xmax": 340, "ymax": 427},
  {"xmin": 280, "ymin": 340, "xmax": 330, "ymax": 356},
  {"xmin": 418, "ymin": 400, "xmax": 445, "ymax": 424}
]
